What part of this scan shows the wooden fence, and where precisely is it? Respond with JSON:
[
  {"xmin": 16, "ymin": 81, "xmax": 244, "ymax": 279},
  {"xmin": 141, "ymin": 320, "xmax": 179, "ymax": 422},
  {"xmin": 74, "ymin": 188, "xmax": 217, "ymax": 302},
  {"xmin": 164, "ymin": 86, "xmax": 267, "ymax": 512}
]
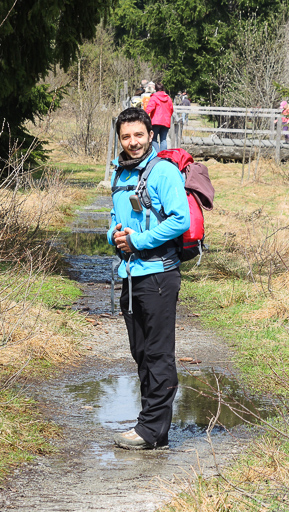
[
  {"xmin": 173, "ymin": 106, "xmax": 289, "ymax": 162},
  {"xmin": 105, "ymin": 106, "xmax": 289, "ymax": 178}
]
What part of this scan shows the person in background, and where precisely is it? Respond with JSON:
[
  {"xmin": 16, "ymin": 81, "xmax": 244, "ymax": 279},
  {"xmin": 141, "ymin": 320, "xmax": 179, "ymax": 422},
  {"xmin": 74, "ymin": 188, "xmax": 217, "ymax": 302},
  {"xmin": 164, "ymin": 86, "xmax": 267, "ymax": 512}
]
[
  {"xmin": 182, "ymin": 93, "xmax": 191, "ymax": 125},
  {"xmin": 145, "ymin": 83, "xmax": 174, "ymax": 152},
  {"xmin": 130, "ymin": 88, "xmax": 143, "ymax": 108},
  {"xmin": 278, "ymin": 100, "xmax": 289, "ymax": 142},
  {"xmin": 141, "ymin": 82, "xmax": 155, "ymax": 111},
  {"xmin": 174, "ymin": 91, "xmax": 183, "ymax": 105},
  {"xmin": 140, "ymin": 79, "xmax": 149, "ymax": 94}
]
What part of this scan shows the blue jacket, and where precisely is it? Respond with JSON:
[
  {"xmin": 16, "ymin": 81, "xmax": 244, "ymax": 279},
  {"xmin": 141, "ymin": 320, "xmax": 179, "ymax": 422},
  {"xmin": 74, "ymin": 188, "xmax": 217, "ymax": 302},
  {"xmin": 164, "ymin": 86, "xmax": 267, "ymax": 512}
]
[{"xmin": 107, "ymin": 148, "xmax": 190, "ymax": 278}]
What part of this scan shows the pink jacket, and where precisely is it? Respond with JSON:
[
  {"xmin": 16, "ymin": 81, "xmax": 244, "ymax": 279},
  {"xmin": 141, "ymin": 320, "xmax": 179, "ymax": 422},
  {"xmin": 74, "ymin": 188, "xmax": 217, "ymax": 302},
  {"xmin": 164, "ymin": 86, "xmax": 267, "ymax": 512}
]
[{"xmin": 145, "ymin": 91, "xmax": 174, "ymax": 128}]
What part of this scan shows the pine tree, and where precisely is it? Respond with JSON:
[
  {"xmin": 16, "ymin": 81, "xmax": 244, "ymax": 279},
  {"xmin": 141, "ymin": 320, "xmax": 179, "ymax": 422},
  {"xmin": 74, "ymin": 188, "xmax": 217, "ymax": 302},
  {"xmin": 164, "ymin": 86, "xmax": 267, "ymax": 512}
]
[
  {"xmin": 0, "ymin": 0, "xmax": 116, "ymax": 166},
  {"xmin": 111, "ymin": 0, "xmax": 288, "ymax": 102}
]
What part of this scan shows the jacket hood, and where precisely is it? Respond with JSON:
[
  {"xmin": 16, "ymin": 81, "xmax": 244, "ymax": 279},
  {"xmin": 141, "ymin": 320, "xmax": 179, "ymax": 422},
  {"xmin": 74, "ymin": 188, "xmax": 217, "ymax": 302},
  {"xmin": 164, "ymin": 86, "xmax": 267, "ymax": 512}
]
[{"xmin": 154, "ymin": 91, "xmax": 170, "ymax": 103}]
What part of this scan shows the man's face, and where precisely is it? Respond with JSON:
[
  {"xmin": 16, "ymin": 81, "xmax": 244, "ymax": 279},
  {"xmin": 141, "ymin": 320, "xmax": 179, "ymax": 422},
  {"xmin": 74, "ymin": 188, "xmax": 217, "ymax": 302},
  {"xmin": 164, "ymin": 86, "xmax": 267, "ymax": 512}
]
[{"xmin": 119, "ymin": 121, "xmax": 153, "ymax": 159}]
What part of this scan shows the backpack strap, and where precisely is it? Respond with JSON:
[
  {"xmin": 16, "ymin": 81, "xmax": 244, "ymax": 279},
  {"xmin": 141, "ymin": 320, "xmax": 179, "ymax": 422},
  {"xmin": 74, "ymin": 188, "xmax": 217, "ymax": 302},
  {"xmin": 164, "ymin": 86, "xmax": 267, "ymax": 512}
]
[
  {"xmin": 135, "ymin": 157, "xmax": 161, "ymax": 207},
  {"xmin": 135, "ymin": 157, "xmax": 167, "ymax": 228},
  {"xmin": 111, "ymin": 157, "xmax": 166, "ymax": 229},
  {"xmin": 111, "ymin": 164, "xmax": 145, "ymax": 196}
]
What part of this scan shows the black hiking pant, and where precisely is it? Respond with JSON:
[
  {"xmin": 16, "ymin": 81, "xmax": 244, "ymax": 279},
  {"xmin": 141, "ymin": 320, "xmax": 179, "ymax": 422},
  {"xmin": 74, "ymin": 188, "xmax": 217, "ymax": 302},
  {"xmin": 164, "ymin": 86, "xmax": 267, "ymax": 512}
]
[{"xmin": 120, "ymin": 268, "xmax": 181, "ymax": 446}]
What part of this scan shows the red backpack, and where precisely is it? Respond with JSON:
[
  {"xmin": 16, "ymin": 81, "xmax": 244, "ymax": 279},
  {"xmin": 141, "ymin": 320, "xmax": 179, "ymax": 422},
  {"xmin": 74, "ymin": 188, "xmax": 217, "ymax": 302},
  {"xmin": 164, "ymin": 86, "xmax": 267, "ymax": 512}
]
[
  {"xmin": 157, "ymin": 149, "xmax": 214, "ymax": 261},
  {"xmin": 135, "ymin": 148, "xmax": 214, "ymax": 263}
]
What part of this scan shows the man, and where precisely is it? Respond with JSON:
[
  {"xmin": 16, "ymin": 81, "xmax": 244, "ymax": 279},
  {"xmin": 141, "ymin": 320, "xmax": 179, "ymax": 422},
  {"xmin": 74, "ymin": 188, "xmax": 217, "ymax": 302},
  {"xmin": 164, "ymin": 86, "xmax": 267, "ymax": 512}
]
[
  {"xmin": 174, "ymin": 91, "xmax": 183, "ymax": 106},
  {"xmin": 182, "ymin": 93, "xmax": 191, "ymax": 125},
  {"xmin": 107, "ymin": 108, "xmax": 190, "ymax": 450}
]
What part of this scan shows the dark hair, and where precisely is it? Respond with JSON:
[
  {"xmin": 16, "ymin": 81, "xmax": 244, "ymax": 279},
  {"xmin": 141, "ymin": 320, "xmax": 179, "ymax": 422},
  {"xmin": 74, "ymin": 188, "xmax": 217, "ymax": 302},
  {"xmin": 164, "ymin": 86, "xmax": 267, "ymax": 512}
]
[
  {"xmin": 116, "ymin": 107, "xmax": 152, "ymax": 136},
  {"xmin": 155, "ymin": 83, "xmax": 164, "ymax": 92}
]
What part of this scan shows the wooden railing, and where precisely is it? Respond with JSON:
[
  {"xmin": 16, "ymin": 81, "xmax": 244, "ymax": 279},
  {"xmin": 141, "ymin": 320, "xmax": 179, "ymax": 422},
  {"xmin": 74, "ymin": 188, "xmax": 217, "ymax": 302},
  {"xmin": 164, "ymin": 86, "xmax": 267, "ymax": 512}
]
[
  {"xmin": 105, "ymin": 107, "xmax": 286, "ymax": 177},
  {"xmin": 173, "ymin": 106, "xmax": 285, "ymax": 161}
]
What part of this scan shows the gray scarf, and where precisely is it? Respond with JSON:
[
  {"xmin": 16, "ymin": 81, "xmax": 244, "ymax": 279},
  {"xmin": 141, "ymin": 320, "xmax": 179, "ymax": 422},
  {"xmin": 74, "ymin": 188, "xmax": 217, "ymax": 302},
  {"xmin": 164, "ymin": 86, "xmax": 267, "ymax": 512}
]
[{"xmin": 118, "ymin": 144, "xmax": 153, "ymax": 170}]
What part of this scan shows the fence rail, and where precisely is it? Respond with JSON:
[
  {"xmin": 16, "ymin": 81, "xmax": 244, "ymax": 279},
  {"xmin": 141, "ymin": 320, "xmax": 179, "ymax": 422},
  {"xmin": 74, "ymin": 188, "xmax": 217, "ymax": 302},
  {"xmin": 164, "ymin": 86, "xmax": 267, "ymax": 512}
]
[
  {"xmin": 173, "ymin": 106, "xmax": 287, "ymax": 162},
  {"xmin": 105, "ymin": 107, "xmax": 288, "ymax": 177}
]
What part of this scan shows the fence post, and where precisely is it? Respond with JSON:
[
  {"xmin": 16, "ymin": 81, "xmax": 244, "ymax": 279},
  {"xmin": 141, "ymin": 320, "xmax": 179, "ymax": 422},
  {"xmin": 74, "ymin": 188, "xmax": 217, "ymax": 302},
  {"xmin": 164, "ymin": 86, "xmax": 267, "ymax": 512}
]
[
  {"xmin": 270, "ymin": 114, "xmax": 275, "ymax": 140},
  {"xmin": 114, "ymin": 124, "xmax": 118, "ymax": 160},
  {"xmin": 275, "ymin": 115, "xmax": 282, "ymax": 163},
  {"xmin": 170, "ymin": 123, "xmax": 176, "ymax": 148},
  {"xmin": 105, "ymin": 117, "xmax": 116, "ymax": 181},
  {"xmin": 175, "ymin": 122, "xmax": 179, "ymax": 147},
  {"xmin": 124, "ymin": 81, "xmax": 128, "ymax": 97}
]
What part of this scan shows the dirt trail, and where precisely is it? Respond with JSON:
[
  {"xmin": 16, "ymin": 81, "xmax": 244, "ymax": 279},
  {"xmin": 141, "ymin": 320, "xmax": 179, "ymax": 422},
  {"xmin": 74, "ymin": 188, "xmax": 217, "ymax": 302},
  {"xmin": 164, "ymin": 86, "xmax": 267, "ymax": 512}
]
[
  {"xmin": 0, "ymin": 299, "xmax": 250, "ymax": 512},
  {"xmin": 0, "ymin": 193, "xmax": 251, "ymax": 512}
]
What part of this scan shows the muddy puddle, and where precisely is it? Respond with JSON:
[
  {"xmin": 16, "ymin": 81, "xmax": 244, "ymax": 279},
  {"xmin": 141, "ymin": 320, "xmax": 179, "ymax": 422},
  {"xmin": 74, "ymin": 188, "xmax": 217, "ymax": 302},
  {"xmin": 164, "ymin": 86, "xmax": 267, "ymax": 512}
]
[
  {"xmin": 66, "ymin": 371, "xmax": 271, "ymax": 437},
  {"xmin": 0, "ymin": 192, "xmax": 274, "ymax": 512}
]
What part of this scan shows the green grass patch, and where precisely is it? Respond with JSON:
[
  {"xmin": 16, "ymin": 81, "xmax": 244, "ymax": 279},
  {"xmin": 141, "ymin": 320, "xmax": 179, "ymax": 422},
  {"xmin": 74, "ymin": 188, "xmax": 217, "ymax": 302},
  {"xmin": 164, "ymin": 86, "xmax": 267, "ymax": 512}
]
[
  {"xmin": 32, "ymin": 274, "xmax": 82, "ymax": 308},
  {"xmin": 0, "ymin": 389, "xmax": 60, "ymax": 482},
  {"xmin": 31, "ymin": 162, "xmax": 105, "ymax": 186},
  {"xmin": 91, "ymin": 207, "xmax": 111, "ymax": 212},
  {"xmin": 0, "ymin": 270, "xmax": 82, "ymax": 310},
  {"xmin": 180, "ymin": 263, "xmax": 289, "ymax": 394},
  {"xmin": 49, "ymin": 162, "xmax": 105, "ymax": 185}
]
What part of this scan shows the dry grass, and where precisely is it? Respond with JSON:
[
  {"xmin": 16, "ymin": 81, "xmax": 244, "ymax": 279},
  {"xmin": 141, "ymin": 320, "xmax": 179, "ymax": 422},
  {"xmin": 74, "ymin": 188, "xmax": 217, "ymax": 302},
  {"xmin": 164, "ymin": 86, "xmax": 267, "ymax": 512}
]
[
  {"xmin": 202, "ymin": 158, "xmax": 289, "ymax": 292},
  {"xmin": 26, "ymin": 102, "xmax": 118, "ymax": 165},
  {"xmin": 169, "ymin": 157, "xmax": 289, "ymax": 512},
  {"xmin": 0, "ymin": 163, "xmax": 95, "ymax": 378},
  {"xmin": 0, "ymin": 300, "xmax": 94, "ymax": 376},
  {"xmin": 159, "ymin": 430, "xmax": 289, "ymax": 512},
  {"xmin": 19, "ymin": 169, "xmax": 91, "ymax": 228}
]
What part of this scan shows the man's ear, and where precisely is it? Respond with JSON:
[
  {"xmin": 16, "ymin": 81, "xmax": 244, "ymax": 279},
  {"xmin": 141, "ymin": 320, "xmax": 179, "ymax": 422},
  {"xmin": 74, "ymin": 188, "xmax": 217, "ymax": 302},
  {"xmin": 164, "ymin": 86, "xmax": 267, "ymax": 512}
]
[{"xmin": 149, "ymin": 130, "xmax": 154, "ymax": 143}]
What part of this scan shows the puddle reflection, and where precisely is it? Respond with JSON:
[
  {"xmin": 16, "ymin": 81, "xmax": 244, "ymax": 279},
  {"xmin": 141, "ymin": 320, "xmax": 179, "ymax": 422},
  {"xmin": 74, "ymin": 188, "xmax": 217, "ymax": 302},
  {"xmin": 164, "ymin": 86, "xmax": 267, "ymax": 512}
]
[
  {"xmin": 61, "ymin": 232, "xmax": 114, "ymax": 257},
  {"xmin": 66, "ymin": 372, "xmax": 272, "ymax": 436}
]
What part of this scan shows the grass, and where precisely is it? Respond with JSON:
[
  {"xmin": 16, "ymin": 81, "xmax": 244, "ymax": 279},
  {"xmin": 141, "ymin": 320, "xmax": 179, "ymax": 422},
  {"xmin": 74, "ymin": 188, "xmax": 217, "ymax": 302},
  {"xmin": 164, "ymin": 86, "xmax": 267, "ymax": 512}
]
[
  {"xmin": 179, "ymin": 158, "xmax": 289, "ymax": 393},
  {"xmin": 159, "ymin": 416, "xmax": 289, "ymax": 511},
  {"xmin": 0, "ymin": 153, "xmax": 103, "ymax": 480},
  {"xmin": 0, "ymin": 271, "xmax": 94, "ymax": 480},
  {"xmin": 0, "ymin": 390, "xmax": 60, "ymax": 482},
  {"xmin": 35, "ymin": 275, "xmax": 82, "ymax": 308},
  {"xmin": 46, "ymin": 161, "xmax": 106, "ymax": 185},
  {"xmin": 0, "ymin": 269, "xmax": 83, "ymax": 310},
  {"xmin": 160, "ymin": 158, "xmax": 289, "ymax": 511}
]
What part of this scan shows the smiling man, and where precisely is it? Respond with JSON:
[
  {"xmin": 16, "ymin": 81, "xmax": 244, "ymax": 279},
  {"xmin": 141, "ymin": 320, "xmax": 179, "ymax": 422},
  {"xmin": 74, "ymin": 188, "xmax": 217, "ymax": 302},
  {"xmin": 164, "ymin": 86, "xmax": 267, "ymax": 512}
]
[{"xmin": 107, "ymin": 108, "xmax": 190, "ymax": 450}]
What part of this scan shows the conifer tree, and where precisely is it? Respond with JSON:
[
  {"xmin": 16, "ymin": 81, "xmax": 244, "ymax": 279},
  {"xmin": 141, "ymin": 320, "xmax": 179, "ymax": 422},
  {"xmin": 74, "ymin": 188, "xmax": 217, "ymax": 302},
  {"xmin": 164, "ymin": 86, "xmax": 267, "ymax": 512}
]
[
  {"xmin": 112, "ymin": 0, "xmax": 288, "ymax": 102},
  {"xmin": 0, "ymin": 0, "xmax": 116, "ymax": 166}
]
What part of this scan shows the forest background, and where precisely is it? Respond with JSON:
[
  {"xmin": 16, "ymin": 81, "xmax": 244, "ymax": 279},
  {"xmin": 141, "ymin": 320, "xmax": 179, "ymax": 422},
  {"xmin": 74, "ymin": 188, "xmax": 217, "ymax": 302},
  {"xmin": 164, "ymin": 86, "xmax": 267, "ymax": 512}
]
[{"xmin": 1, "ymin": 0, "xmax": 289, "ymax": 164}]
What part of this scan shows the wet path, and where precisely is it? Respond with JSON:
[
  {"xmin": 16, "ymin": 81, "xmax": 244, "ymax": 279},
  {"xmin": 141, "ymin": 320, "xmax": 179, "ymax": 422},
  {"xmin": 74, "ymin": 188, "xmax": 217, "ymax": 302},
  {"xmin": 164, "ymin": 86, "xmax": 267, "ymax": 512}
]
[
  {"xmin": 0, "ymin": 192, "xmax": 271, "ymax": 512},
  {"xmin": 0, "ymin": 319, "xmax": 253, "ymax": 512}
]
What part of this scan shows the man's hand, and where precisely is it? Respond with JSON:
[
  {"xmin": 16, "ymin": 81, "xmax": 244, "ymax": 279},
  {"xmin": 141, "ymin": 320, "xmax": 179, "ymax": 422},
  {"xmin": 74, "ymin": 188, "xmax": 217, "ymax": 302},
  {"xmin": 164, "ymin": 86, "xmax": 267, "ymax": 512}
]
[
  {"xmin": 115, "ymin": 227, "xmax": 135, "ymax": 253},
  {"xmin": 113, "ymin": 223, "xmax": 125, "ymax": 240}
]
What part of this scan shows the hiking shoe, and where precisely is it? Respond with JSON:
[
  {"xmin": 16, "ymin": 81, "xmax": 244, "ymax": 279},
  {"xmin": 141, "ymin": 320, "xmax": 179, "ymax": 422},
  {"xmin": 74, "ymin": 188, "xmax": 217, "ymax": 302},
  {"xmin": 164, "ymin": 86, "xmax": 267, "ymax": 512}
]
[{"xmin": 114, "ymin": 428, "xmax": 169, "ymax": 450}]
